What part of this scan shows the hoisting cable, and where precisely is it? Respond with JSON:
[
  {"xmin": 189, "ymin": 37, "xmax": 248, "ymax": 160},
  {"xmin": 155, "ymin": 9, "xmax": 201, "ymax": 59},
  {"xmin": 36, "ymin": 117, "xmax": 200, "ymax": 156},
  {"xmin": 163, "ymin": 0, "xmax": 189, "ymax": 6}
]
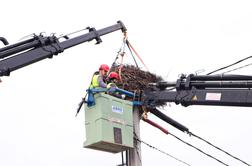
[
  {"xmin": 118, "ymin": 53, "xmax": 124, "ymax": 82},
  {"xmin": 111, "ymin": 33, "xmax": 127, "ymax": 68},
  {"xmin": 207, "ymin": 55, "xmax": 252, "ymax": 75},
  {"xmin": 189, "ymin": 132, "xmax": 251, "ymax": 166},
  {"xmin": 110, "ymin": 32, "xmax": 127, "ymax": 82},
  {"xmin": 126, "ymin": 39, "xmax": 149, "ymax": 71},
  {"xmin": 118, "ymin": 32, "xmax": 127, "ymax": 81},
  {"xmin": 133, "ymin": 131, "xmax": 191, "ymax": 166},
  {"xmin": 141, "ymin": 117, "xmax": 230, "ymax": 166},
  {"xmin": 125, "ymin": 39, "xmax": 139, "ymax": 68}
]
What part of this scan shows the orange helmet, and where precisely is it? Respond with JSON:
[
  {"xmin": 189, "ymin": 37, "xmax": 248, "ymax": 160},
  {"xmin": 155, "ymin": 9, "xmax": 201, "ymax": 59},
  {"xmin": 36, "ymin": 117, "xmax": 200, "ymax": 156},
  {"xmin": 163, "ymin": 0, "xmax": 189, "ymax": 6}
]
[
  {"xmin": 108, "ymin": 72, "xmax": 119, "ymax": 80},
  {"xmin": 99, "ymin": 64, "xmax": 110, "ymax": 72}
]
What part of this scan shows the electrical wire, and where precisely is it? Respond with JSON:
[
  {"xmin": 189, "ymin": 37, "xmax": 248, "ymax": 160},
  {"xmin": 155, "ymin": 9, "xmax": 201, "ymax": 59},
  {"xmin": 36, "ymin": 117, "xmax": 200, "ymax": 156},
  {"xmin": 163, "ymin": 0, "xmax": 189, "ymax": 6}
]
[
  {"xmin": 141, "ymin": 117, "xmax": 231, "ymax": 165},
  {"xmin": 135, "ymin": 141, "xmax": 143, "ymax": 165},
  {"xmin": 146, "ymin": 108, "xmax": 251, "ymax": 165},
  {"xmin": 207, "ymin": 55, "xmax": 252, "ymax": 75},
  {"xmin": 134, "ymin": 135, "xmax": 191, "ymax": 166},
  {"xmin": 169, "ymin": 132, "xmax": 230, "ymax": 166},
  {"xmin": 221, "ymin": 62, "xmax": 252, "ymax": 75},
  {"xmin": 133, "ymin": 132, "xmax": 142, "ymax": 165},
  {"xmin": 190, "ymin": 132, "xmax": 251, "ymax": 166}
]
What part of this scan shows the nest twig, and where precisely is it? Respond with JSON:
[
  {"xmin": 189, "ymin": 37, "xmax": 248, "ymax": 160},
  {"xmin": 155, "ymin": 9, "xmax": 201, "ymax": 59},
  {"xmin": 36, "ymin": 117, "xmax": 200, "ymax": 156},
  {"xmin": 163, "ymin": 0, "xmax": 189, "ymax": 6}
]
[{"xmin": 111, "ymin": 65, "xmax": 166, "ymax": 107}]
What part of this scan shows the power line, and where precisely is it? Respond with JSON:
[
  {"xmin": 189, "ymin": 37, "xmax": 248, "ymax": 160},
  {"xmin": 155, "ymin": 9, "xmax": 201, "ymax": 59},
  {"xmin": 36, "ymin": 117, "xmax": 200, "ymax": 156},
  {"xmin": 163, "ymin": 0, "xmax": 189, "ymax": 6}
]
[
  {"xmin": 152, "ymin": 107, "xmax": 251, "ymax": 165},
  {"xmin": 141, "ymin": 116, "xmax": 230, "ymax": 165},
  {"xmin": 169, "ymin": 132, "xmax": 230, "ymax": 166},
  {"xmin": 221, "ymin": 62, "xmax": 252, "ymax": 75},
  {"xmin": 134, "ymin": 136, "xmax": 191, "ymax": 166},
  {"xmin": 190, "ymin": 132, "xmax": 251, "ymax": 166},
  {"xmin": 207, "ymin": 55, "xmax": 252, "ymax": 75}
]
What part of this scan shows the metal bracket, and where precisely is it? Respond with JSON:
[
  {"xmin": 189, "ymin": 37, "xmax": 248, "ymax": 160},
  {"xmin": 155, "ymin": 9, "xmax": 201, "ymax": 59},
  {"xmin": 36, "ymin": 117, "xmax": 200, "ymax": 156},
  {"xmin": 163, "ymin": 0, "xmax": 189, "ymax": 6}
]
[
  {"xmin": 88, "ymin": 27, "xmax": 102, "ymax": 44},
  {"xmin": 117, "ymin": 20, "xmax": 127, "ymax": 33},
  {"xmin": 185, "ymin": 74, "xmax": 193, "ymax": 90},
  {"xmin": 50, "ymin": 35, "xmax": 64, "ymax": 55}
]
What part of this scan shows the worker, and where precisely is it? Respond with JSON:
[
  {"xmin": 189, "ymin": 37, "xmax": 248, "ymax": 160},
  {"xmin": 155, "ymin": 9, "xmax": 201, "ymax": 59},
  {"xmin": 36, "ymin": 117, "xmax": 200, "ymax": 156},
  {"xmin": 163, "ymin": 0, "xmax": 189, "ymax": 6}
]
[
  {"xmin": 107, "ymin": 71, "xmax": 120, "ymax": 90},
  {"xmin": 89, "ymin": 64, "xmax": 110, "ymax": 89},
  {"xmin": 106, "ymin": 71, "xmax": 125, "ymax": 99},
  {"xmin": 76, "ymin": 64, "xmax": 110, "ymax": 116}
]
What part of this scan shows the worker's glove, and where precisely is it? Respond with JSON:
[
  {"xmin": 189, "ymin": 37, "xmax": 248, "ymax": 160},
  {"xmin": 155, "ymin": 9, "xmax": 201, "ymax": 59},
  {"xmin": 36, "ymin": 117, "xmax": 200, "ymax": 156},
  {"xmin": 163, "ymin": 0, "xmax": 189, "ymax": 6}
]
[{"xmin": 107, "ymin": 83, "xmax": 116, "ymax": 88}]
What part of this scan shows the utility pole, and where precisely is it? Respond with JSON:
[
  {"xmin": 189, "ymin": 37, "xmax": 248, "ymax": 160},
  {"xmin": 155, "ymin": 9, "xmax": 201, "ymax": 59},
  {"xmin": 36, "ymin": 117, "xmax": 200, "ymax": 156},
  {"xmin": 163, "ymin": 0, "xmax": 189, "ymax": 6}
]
[{"xmin": 128, "ymin": 106, "xmax": 142, "ymax": 166}]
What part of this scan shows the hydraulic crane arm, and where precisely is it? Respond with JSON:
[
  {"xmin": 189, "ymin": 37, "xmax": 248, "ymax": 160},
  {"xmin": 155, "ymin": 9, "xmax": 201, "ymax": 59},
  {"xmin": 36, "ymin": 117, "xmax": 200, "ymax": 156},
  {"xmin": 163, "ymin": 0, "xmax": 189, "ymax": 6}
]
[
  {"xmin": 143, "ymin": 74, "xmax": 252, "ymax": 107},
  {"xmin": 0, "ymin": 21, "xmax": 126, "ymax": 77}
]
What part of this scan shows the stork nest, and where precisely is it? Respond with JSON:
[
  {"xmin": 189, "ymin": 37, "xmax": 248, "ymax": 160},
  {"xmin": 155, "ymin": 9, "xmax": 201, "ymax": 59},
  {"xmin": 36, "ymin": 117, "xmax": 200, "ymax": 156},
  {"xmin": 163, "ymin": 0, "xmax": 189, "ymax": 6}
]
[
  {"xmin": 113, "ymin": 65, "xmax": 162, "ymax": 91},
  {"xmin": 111, "ymin": 65, "xmax": 166, "ymax": 107}
]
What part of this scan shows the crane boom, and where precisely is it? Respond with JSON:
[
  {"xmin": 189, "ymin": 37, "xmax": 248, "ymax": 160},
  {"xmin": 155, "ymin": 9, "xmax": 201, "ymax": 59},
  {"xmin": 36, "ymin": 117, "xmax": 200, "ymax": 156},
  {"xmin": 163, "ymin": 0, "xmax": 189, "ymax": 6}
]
[
  {"xmin": 0, "ymin": 21, "xmax": 126, "ymax": 76},
  {"xmin": 143, "ymin": 74, "xmax": 252, "ymax": 107}
]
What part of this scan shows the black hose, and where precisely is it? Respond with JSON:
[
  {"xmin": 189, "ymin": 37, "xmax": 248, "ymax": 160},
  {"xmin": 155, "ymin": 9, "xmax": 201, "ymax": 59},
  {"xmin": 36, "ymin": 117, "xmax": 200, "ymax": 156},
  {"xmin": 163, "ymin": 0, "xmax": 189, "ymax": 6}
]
[{"xmin": 0, "ymin": 37, "xmax": 9, "ymax": 46}]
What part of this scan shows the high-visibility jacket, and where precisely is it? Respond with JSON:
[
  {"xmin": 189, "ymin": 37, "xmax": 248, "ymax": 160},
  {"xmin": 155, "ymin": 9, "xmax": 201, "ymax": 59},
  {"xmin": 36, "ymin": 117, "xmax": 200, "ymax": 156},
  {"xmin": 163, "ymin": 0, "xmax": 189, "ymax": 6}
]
[
  {"xmin": 89, "ymin": 74, "xmax": 107, "ymax": 89},
  {"xmin": 89, "ymin": 74, "xmax": 99, "ymax": 89}
]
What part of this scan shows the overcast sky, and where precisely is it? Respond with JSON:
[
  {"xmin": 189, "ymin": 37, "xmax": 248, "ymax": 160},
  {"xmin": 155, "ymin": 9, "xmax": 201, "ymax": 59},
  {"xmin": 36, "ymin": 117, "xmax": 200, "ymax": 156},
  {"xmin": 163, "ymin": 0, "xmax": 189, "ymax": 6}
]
[{"xmin": 1, "ymin": 0, "xmax": 252, "ymax": 166}]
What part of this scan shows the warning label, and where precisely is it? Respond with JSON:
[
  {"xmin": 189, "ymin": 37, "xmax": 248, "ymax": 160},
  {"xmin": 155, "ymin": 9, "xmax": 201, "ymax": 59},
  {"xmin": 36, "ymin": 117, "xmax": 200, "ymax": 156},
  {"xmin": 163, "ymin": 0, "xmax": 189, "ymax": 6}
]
[{"xmin": 205, "ymin": 93, "xmax": 221, "ymax": 101}]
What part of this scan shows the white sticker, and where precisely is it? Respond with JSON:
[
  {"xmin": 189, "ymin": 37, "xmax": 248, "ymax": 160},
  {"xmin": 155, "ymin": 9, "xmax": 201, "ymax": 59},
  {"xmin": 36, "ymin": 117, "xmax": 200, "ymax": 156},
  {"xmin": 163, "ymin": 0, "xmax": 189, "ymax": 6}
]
[
  {"xmin": 205, "ymin": 93, "xmax": 221, "ymax": 101},
  {"xmin": 112, "ymin": 105, "xmax": 123, "ymax": 114}
]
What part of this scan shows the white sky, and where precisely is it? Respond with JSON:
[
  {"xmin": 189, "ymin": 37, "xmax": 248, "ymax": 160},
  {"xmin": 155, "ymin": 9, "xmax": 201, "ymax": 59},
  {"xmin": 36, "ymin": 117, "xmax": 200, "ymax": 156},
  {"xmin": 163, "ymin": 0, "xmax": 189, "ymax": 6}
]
[{"xmin": 1, "ymin": 0, "xmax": 252, "ymax": 166}]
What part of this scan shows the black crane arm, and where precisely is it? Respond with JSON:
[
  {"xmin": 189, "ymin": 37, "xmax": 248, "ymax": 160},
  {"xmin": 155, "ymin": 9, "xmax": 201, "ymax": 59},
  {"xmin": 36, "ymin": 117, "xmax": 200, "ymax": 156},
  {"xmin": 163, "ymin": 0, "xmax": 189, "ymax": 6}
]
[
  {"xmin": 143, "ymin": 74, "xmax": 252, "ymax": 107},
  {"xmin": 0, "ymin": 21, "xmax": 126, "ymax": 76}
]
